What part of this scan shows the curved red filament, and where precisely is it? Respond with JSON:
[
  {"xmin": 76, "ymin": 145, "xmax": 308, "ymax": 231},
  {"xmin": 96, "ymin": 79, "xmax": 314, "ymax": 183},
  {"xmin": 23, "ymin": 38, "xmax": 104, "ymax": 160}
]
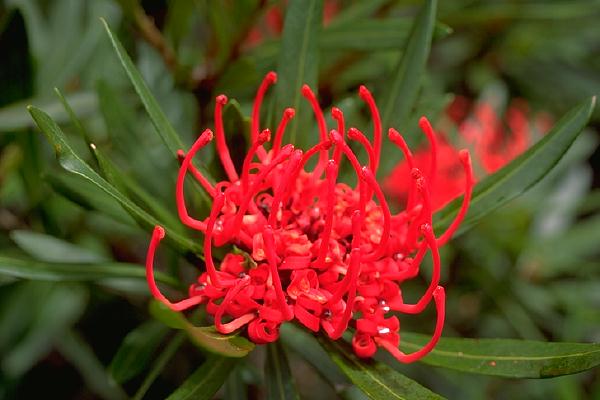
[
  {"xmin": 394, "ymin": 224, "xmax": 440, "ymax": 314},
  {"xmin": 263, "ymin": 226, "xmax": 293, "ymax": 320},
  {"xmin": 331, "ymin": 107, "xmax": 345, "ymax": 164},
  {"xmin": 418, "ymin": 117, "xmax": 438, "ymax": 186},
  {"xmin": 272, "ymin": 108, "xmax": 296, "ymax": 157},
  {"xmin": 359, "ymin": 85, "xmax": 382, "ymax": 172},
  {"xmin": 177, "ymin": 150, "xmax": 216, "ymax": 198},
  {"xmin": 146, "ymin": 226, "xmax": 204, "ymax": 311},
  {"xmin": 302, "ymin": 84, "xmax": 329, "ymax": 175},
  {"xmin": 214, "ymin": 95, "xmax": 240, "ymax": 182},
  {"xmin": 252, "ymin": 72, "xmax": 277, "ymax": 161},
  {"xmin": 348, "ymin": 127, "xmax": 377, "ymax": 174},
  {"xmin": 376, "ymin": 286, "xmax": 445, "ymax": 363},
  {"xmin": 176, "ymin": 129, "xmax": 213, "ymax": 231},
  {"xmin": 437, "ymin": 150, "xmax": 474, "ymax": 245}
]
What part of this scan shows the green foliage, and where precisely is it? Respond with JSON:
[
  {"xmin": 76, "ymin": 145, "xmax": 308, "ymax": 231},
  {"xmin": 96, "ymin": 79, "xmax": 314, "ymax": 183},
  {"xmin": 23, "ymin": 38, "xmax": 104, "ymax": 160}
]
[
  {"xmin": 401, "ymin": 332, "xmax": 600, "ymax": 378},
  {"xmin": 322, "ymin": 340, "xmax": 444, "ymax": 400},
  {"xmin": 0, "ymin": 0, "xmax": 598, "ymax": 399},
  {"xmin": 265, "ymin": 341, "xmax": 300, "ymax": 400},
  {"xmin": 274, "ymin": 0, "xmax": 323, "ymax": 146},
  {"xmin": 166, "ymin": 355, "xmax": 239, "ymax": 400},
  {"xmin": 150, "ymin": 301, "xmax": 255, "ymax": 358},
  {"xmin": 28, "ymin": 106, "xmax": 202, "ymax": 256}
]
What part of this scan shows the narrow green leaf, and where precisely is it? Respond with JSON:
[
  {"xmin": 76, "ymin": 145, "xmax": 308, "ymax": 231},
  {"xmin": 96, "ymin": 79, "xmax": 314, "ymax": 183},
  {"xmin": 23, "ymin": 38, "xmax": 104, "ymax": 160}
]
[
  {"xmin": 109, "ymin": 321, "xmax": 169, "ymax": 383},
  {"xmin": 381, "ymin": 0, "xmax": 437, "ymax": 134},
  {"xmin": 265, "ymin": 341, "xmax": 300, "ymax": 400},
  {"xmin": 280, "ymin": 323, "xmax": 347, "ymax": 385},
  {"xmin": 54, "ymin": 87, "xmax": 94, "ymax": 147},
  {"xmin": 57, "ymin": 330, "xmax": 128, "ymax": 400},
  {"xmin": 46, "ymin": 172, "xmax": 137, "ymax": 226},
  {"xmin": 149, "ymin": 301, "xmax": 255, "ymax": 358},
  {"xmin": 101, "ymin": 19, "xmax": 213, "ymax": 199},
  {"xmin": 11, "ymin": 230, "xmax": 107, "ymax": 263},
  {"xmin": 442, "ymin": 2, "xmax": 596, "ymax": 26},
  {"xmin": 401, "ymin": 332, "xmax": 600, "ymax": 378},
  {"xmin": 90, "ymin": 144, "xmax": 183, "ymax": 231},
  {"xmin": 523, "ymin": 213, "xmax": 600, "ymax": 278},
  {"xmin": 0, "ymin": 255, "xmax": 178, "ymax": 288},
  {"xmin": 321, "ymin": 19, "xmax": 451, "ymax": 51},
  {"xmin": 0, "ymin": 92, "xmax": 97, "ymax": 132},
  {"xmin": 133, "ymin": 332, "xmax": 186, "ymax": 400},
  {"xmin": 100, "ymin": 18, "xmax": 182, "ymax": 156},
  {"xmin": 321, "ymin": 340, "xmax": 444, "ymax": 400},
  {"xmin": 149, "ymin": 299, "xmax": 188, "ymax": 329},
  {"xmin": 249, "ymin": 18, "xmax": 450, "ymax": 61},
  {"xmin": 2, "ymin": 284, "xmax": 88, "ymax": 377},
  {"xmin": 166, "ymin": 355, "xmax": 239, "ymax": 400},
  {"xmin": 186, "ymin": 326, "xmax": 255, "ymax": 358},
  {"xmin": 275, "ymin": 0, "xmax": 323, "ymax": 146},
  {"xmin": 434, "ymin": 97, "xmax": 596, "ymax": 235},
  {"xmin": 327, "ymin": 0, "xmax": 389, "ymax": 28},
  {"xmin": 223, "ymin": 364, "xmax": 247, "ymax": 400},
  {"xmin": 28, "ymin": 105, "xmax": 202, "ymax": 255}
]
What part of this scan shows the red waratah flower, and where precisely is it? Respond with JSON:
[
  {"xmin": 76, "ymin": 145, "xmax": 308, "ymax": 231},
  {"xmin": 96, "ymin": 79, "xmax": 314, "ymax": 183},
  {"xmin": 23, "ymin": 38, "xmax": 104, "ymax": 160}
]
[
  {"xmin": 385, "ymin": 96, "xmax": 551, "ymax": 211},
  {"xmin": 145, "ymin": 72, "xmax": 474, "ymax": 363}
]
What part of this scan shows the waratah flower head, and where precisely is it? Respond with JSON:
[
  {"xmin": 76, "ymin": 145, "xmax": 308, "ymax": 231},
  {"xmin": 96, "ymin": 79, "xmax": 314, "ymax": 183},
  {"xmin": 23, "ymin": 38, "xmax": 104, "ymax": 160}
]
[{"xmin": 146, "ymin": 72, "xmax": 474, "ymax": 363}]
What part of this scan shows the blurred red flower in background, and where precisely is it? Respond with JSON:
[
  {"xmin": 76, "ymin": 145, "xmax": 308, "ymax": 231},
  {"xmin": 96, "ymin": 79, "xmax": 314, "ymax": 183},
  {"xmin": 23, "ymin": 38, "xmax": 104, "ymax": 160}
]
[{"xmin": 385, "ymin": 96, "xmax": 552, "ymax": 211}]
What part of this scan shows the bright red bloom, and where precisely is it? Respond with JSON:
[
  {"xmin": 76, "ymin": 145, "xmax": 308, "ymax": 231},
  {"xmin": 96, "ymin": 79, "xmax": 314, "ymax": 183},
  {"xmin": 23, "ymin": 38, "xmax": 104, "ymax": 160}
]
[
  {"xmin": 146, "ymin": 73, "xmax": 474, "ymax": 363},
  {"xmin": 385, "ymin": 97, "xmax": 551, "ymax": 210}
]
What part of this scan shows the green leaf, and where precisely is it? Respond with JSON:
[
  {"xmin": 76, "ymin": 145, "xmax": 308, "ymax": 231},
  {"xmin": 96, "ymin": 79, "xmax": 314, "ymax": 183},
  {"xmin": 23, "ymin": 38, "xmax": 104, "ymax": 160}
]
[
  {"xmin": 275, "ymin": 0, "xmax": 323, "ymax": 146},
  {"xmin": 265, "ymin": 341, "xmax": 300, "ymax": 400},
  {"xmin": 166, "ymin": 355, "xmax": 239, "ymax": 400},
  {"xmin": 401, "ymin": 332, "xmax": 600, "ymax": 378},
  {"xmin": 101, "ymin": 19, "xmax": 212, "ymax": 200},
  {"xmin": 28, "ymin": 105, "xmax": 202, "ymax": 255},
  {"xmin": 57, "ymin": 330, "xmax": 128, "ymax": 400},
  {"xmin": 523, "ymin": 213, "xmax": 600, "ymax": 278},
  {"xmin": 434, "ymin": 97, "xmax": 596, "ymax": 235},
  {"xmin": 46, "ymin": 172, "xmax": 137, "ymax": 226},
  {"xmin": 381, "ymin": 0, "xmax": 438, "ymax": 135},
  {"xmin": 321, "ymin": 340, "xmax": 444, "ymax": 400},
  {"xmin": 54, "ymin": 87, "xmax": 94, "ymax": 147},
  {"xmin": 100, "ymin": 18, "xmax": 183, "ymax": 156},
  {"xmin": 0, "ymin": 255, "xmax": 178, "ymax": 288},
  {"xmin": 187, "ymin": 326, "xmax": 255, "ymax": 358},
  {"xmin": 10, "ymin": 230, "xmax": 107, "ymax": 263},
  {"xmin": 280, "ymin": 323, "xmax": 347, "ymax": 385},
  {"xmin": 1, "ymin": 284, "xmax": 88, "ymax": 377},
  {"xmin": 321, "ymin": 19, "xmax": 451, "ymax": 51},
  {"xmin": 90, "ymin": 144, "xmax": 183, "ymax": 231},
  {"xmin": 327, "ymin": 0, "xmax": 389, "ymax": 28},
  {"xmin": 442, "ymin": 2, "xmax": 595, "ymax": 26},
  {"xmin": 133, "ymin": 332, "xmax": 186, "ymax": 400},
  {"xmin": 0, "ymin": 92, "xmax": 97, "ymax": 132},
  {"xmin": 109, "ymin": 321, "xmax": 169, "ymax": 383},
  {"xmin": 149, "ymin": 301, "xmax": 255, "ymax": 358}
]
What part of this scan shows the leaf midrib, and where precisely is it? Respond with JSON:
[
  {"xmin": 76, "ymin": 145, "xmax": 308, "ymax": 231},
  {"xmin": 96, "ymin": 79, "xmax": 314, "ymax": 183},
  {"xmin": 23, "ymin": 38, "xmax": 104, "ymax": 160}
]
[
  {"xmin": 183, "ymin": 358, "xmax": 227, "ymax": 400},
  {"xmin": 401, "ymin": 340, "xmax": 600, "ymax": 362},
  {"xmin": 330, "ymin": 341, "xmax": 406, "ymax": 400}
]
